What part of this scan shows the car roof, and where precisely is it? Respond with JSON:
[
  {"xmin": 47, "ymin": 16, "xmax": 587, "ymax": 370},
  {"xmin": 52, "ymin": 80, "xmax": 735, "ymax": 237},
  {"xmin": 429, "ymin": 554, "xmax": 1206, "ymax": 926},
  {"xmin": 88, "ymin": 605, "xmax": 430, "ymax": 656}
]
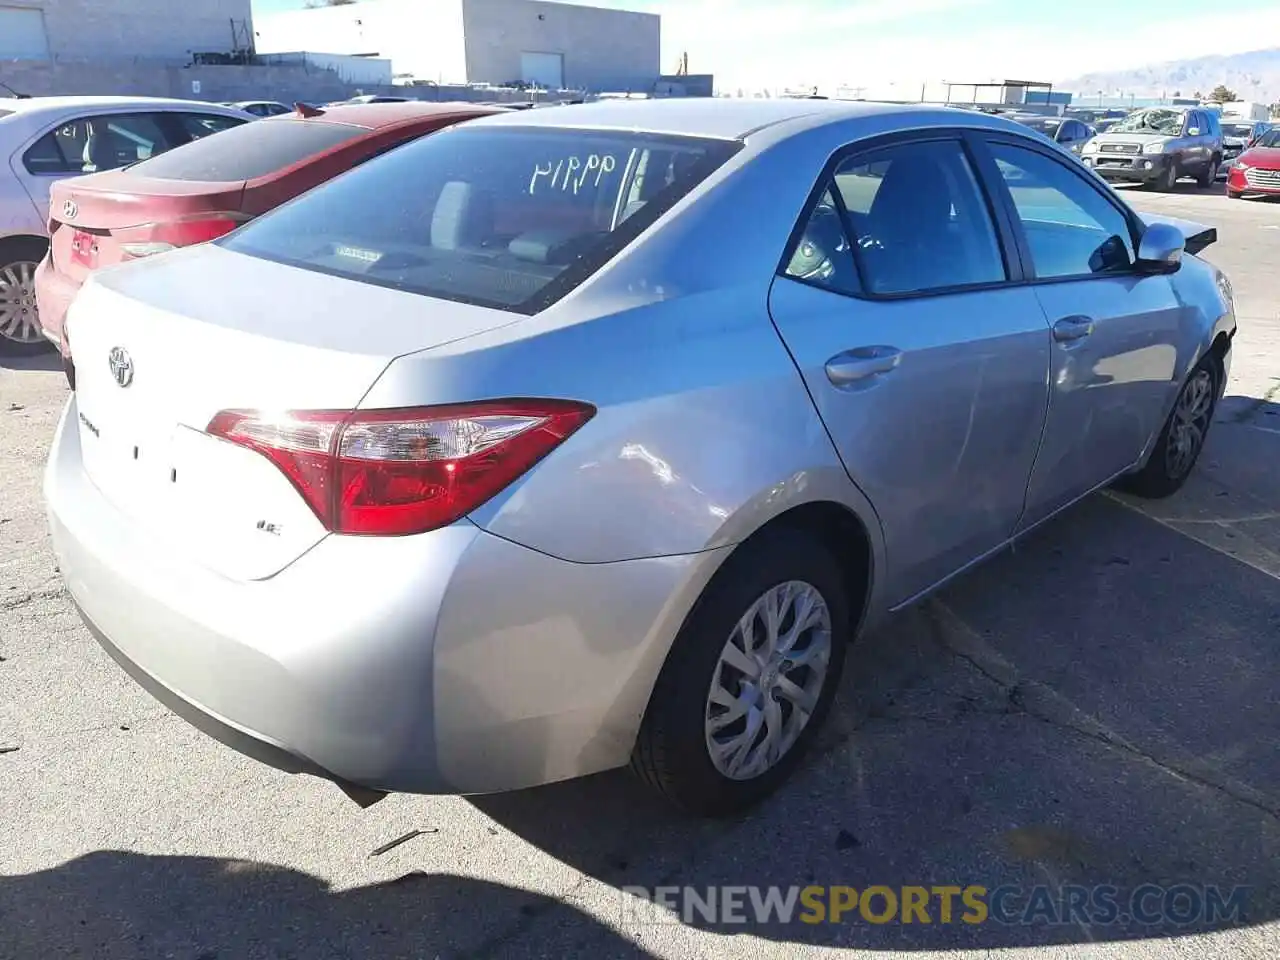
[
  {"xmin": 464, "ymin": 97, "xmax": 1002, "ymax": 140},
  {"xmin": 266, "ymin": 100, "xmax": 506, "ymax": 130},
  {"xmin": 0, "ymin": 95, "xmax": 248, "ymax": 118}
]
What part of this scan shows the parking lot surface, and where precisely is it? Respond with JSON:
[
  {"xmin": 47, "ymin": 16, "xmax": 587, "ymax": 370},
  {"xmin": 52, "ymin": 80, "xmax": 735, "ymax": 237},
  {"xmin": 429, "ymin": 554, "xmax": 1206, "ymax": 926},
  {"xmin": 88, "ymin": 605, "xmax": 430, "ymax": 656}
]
[{"xmin": 2, "ymin": 184, "xmax": 1278, "ymax": 959}]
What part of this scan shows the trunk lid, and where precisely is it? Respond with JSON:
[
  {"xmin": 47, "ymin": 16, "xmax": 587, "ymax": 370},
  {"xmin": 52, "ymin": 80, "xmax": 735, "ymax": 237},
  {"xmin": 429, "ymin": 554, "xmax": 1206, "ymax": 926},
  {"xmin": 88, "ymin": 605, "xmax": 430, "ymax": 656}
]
[
  {"xmin": 66, "ymin": 243, "xmax": 522, "ymax": 580},
  {"xmin": 49, "ymin": 172, "xmax": 247, "ymax": 283}
]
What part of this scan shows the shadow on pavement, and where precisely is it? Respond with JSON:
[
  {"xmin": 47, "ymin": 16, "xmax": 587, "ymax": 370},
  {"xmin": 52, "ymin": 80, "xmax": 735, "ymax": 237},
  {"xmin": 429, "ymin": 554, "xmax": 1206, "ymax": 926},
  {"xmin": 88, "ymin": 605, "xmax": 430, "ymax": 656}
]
[
  {"xmin": 0, "ymin": 348, "xmax": 61, "ymax": 374},
  {"xmin": 0, "ymin": 853, "xmax": 652, "ymax": 959}
]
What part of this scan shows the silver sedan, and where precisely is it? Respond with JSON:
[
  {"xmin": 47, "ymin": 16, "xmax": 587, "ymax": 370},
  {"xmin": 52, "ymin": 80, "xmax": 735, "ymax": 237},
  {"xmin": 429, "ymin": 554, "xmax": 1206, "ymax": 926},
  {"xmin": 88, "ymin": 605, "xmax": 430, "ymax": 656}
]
[{"xmin": 45, "ymin": 99, "xmax": 1236, "ymax": 817}]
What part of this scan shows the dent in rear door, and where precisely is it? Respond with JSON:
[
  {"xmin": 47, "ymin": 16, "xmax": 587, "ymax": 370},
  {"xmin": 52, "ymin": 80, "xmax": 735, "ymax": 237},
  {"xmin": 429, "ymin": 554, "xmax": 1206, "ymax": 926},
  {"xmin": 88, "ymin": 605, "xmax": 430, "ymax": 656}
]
[
  {"xmin": 770, "ymin": 278, "xmax": 1051, "ymax": 605},
  {"xmin": 766, "ymin": 136, "xmax": 1054, "ymax": 604}
]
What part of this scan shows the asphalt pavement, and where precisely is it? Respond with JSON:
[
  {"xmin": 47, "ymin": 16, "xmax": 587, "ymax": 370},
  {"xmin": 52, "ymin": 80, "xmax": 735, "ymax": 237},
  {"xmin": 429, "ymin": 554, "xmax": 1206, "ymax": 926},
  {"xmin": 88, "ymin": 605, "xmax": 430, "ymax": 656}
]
[{"xmin": 1, "ymin": 183, "xmax": 1278, "ymax": 960}]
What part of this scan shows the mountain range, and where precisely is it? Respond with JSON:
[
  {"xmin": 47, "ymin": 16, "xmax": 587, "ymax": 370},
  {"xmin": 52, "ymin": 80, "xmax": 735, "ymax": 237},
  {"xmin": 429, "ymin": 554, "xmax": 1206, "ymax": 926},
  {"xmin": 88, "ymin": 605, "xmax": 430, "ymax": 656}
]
[{"xmin": 1059, "ymin": 47, "xmax": 1280, "ymax": 104}]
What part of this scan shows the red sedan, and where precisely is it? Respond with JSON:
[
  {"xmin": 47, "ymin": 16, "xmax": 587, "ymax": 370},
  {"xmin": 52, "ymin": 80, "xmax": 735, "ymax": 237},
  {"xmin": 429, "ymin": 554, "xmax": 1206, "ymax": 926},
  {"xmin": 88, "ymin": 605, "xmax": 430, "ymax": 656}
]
[
  {"xmin": 1226, "ymin": 127, "xmax": 1280, "ymax": 200},
  {"xmin": 36, "ymin": 101, "xmax": 505, "ymax": 353}
]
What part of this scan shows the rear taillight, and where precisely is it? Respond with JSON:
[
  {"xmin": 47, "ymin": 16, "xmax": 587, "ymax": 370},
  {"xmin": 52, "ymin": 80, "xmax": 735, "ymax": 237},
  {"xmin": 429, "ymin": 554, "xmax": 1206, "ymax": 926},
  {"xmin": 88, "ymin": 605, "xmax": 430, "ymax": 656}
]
[
  {"xmin": 116, "ymin": 213, "xmax": 248, "ymax": 259},
  {"xmin": 207, "ymin": 400, "xmax": 595, "ymax": 536}
]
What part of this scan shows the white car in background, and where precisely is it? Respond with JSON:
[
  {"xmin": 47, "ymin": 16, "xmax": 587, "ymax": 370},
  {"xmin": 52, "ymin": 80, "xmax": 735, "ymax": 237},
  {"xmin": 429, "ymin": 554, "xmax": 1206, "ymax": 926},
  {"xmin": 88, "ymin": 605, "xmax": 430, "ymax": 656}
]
[
  {"xmin": 0, "ymin": 96, "xmax": 251, "ymax": 355},
  {"xmin": 225, "ymin": 100, "xmax": 293, "ymax": 118}
]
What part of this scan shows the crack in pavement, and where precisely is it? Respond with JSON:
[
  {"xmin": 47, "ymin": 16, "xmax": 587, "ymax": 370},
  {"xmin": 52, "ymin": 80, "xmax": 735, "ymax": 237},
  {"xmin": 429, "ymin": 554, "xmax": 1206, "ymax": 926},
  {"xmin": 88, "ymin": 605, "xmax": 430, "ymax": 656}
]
[
  {"xmin": 1, "ymin": 586, "xmax": 69, "ymax": 612},
  {"xmin": 923, "ymin": 600, "xmax": 1280, "ymax": 824}
]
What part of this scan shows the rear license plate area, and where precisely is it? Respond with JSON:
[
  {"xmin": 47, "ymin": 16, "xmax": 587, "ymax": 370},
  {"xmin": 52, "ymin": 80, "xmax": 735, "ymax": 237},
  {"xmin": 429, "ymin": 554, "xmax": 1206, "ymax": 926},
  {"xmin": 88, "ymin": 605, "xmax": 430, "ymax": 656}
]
[
  {"xmin": 77, "ymin": 403, "xmax": 175, "ymax": 506},
  {"xmin": 70, "ymin": 230, "xmax": 97, "ymax": 269}
]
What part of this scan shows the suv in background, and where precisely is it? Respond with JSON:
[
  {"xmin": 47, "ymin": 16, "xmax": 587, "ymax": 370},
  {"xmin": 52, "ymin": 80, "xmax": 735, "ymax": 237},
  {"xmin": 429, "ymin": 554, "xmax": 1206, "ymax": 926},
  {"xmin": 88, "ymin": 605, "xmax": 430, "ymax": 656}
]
[{"xmin": 1080, "ymin": 106, "xmax": 1222, "ymax": 191}]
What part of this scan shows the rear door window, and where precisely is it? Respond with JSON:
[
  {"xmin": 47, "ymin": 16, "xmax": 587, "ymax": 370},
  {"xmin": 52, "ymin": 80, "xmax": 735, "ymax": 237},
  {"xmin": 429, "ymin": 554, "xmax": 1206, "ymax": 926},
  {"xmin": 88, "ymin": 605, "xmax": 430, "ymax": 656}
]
[
  {"xmin": 220, "ymin": 126, "xmax": 740, "ymax": 313},
  {"xmin": 820, "ymin": 139, "xmax": 1007, "ymax": 296},
  {"xmin": 83, "ymin": 113, "xmax": 174, "ymax": 171},
  {"xmin": 24, "ymin": 112, "xmax": 179, "ymax": 174},
  {"xmin": 124, "ymin": 119, "xmax": 362, "ymax": 181}
]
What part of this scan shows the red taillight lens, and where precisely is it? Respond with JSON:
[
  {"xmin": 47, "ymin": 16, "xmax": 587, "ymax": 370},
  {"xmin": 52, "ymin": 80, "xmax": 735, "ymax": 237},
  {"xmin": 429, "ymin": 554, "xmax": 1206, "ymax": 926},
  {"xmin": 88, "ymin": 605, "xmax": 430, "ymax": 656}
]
[
  {"xmin": 207, "ymin": 400, "xmax": 595, "ymax": 536},
  {"xmin": 117, "ymin": 214, "xmax": 247, "ymax": 258}
]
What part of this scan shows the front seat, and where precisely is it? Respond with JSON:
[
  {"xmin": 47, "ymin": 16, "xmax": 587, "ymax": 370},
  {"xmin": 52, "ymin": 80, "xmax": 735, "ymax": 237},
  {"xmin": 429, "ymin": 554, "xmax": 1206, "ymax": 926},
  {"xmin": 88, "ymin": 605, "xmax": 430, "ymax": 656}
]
[
  {"xmin": 82, "ymin": 123, "xmax": 127, "ymax": 173},
  {"xmin": 430, "ymin": 181, "xmax": 495, "ymax": 253},
  {"xmin": 861, "ymin": 153, "xmax": 968, "ymax": 294}
]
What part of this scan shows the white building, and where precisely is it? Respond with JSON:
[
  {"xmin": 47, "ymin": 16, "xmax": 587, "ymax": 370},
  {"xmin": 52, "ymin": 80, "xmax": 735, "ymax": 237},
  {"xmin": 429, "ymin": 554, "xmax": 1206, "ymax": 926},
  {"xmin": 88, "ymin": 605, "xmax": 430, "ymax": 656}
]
[
  {"xmin": 0, "ymin": 0, "xmax": 253, "ymax": 62},
  {"xmin": 254, "ymin": 0, "xmax": 660, "ymax": 92}
]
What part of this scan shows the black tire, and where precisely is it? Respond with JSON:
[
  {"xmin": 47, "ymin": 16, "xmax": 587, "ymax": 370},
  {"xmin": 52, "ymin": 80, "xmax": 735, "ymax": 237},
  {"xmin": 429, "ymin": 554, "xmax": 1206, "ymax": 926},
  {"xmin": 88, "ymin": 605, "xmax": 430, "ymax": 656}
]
[
  {"xmin": 1155, "ymin": 162, "xmax": 1178, "ymax": 192},
  {"xmin": 1227, "ymin": 189, "xmax": 1243, "ymax": 199},
  {"xmin": 1196, "ymin": 159, "xmax": 1218, "ymax": 188},
  {"xmin": 631, "ymin": 527, "xmax": 851, "ymax": 817},
  {"xmin": 0, "ymin": 237, "xmax": 53, "ymax": 357},
  {"xmin": 1116, "ymin": 355, "xmax": 1220, "ymax": 499}
]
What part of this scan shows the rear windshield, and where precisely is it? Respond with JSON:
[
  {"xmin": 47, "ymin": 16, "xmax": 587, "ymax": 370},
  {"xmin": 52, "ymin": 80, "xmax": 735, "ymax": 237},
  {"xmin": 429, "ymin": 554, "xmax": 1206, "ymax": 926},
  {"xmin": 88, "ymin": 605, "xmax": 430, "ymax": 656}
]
[
  {"xmin": 1223, "ymin": 123, "xmax": 1255, "ymax": 138},
  {"xmin": 124, "ymin": 119, "xmax": 362, "ymax": 182},
  {"xmin": 221, "ymin": 126, "xmax": 741, "ymax": 314}
]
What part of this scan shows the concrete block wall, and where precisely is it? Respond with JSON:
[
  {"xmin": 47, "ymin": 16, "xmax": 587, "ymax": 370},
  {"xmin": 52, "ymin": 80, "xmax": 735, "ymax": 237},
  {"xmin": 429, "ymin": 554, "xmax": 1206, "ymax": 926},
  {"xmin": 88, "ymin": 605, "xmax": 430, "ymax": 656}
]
[
  {"xmin": 14, "ymin": 0, "xmax": 254, "ymax": 62},
  {"xmin": 0, "ymin": 58, "xmax": 582, "ymax": 105},
  {"xmin": 461, "ymin": 0, "xmax": 659, "ymax": 92}
]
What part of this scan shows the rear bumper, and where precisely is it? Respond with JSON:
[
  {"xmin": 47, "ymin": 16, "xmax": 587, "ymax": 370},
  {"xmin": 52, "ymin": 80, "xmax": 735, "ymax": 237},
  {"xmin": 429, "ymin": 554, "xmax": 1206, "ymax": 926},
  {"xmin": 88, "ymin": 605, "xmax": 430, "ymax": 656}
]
[
  {"xmin": 1084, "ymin": 153, "xmax": 1171, "ymax": 182},
  {"xmin": 34, "ymin": 256, "xmax": 81, "ymax": 352},
  {"xmin": 46, "ymin": 396, "xmax": 717, "ymax": 795}
]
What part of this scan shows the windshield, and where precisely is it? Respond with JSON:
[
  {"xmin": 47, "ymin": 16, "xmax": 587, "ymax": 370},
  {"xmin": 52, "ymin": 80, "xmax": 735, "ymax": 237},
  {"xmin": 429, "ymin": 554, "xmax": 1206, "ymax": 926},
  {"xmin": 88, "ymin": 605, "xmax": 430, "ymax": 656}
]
[
  {"xmin": 1111, "ymin": 108, "xmax": 1185, "ymax": 136},
  {"xmin": 1256, "ymin": 129, "xmax": 1280, "ymax": 148},
  {"xmin": 222, "ymin": 125, "xmax": 741, "ymax": 314},
  {"xmin": 1223, "ymin": 123, "xmax": 1254, "ymax": 138}
]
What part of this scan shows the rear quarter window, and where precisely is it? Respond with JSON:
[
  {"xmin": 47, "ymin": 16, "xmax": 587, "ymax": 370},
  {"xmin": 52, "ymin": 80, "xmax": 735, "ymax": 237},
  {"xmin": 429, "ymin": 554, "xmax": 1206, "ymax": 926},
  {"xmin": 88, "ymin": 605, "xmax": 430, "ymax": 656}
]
[
  {"xmin": 220, "ymin": 126, "xmax": 740, "ymax": 314},
  {"xmin": 123, "ymin": 119, "xmax": 362, "ymax": 181}
]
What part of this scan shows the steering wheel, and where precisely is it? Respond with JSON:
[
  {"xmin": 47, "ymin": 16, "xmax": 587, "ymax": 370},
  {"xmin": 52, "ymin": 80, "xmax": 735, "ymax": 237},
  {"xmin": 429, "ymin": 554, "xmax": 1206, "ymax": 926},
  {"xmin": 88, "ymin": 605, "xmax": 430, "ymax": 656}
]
[{"xmin": 787, "ymin": 204, "xmax": 847, "ymax": 281}]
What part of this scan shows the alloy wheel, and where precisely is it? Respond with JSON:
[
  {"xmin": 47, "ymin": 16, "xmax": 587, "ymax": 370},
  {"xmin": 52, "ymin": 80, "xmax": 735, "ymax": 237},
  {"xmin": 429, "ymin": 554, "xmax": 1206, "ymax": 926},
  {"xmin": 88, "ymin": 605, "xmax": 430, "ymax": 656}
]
[
  {"xmin": 704, "ymin": 580, "xmax": 832, "ymax": 781},
  {"xmin": 1165, "ymin": 368, "xmax": 1214, "ymax": 479},
  {"xmin": 0, "ymin": 261, "xmax": 42, "ymax": 345}
]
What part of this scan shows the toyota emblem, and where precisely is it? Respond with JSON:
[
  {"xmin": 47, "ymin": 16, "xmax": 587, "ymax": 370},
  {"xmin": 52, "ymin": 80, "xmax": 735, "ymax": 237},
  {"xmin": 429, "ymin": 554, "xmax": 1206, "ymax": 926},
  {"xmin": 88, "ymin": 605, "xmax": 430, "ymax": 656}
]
[
  {"xmin": 62, "ymin": 198, "xmax": 78, "ymax": 221},
  {"xmin": 107, "ymin": 347, "xmax": 134, "ymax": 388}
]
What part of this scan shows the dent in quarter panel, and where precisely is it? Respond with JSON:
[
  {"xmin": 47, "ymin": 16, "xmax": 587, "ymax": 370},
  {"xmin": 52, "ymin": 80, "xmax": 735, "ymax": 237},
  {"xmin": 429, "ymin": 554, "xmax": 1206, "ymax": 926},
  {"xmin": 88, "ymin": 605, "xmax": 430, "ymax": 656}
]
[
  {"xmin": 370, "ymin": 289, "xmax": 860, "ymax": 564},
  {"xmin": 432, "ymin": 530, "xmax": 734, "ymax": 791}
]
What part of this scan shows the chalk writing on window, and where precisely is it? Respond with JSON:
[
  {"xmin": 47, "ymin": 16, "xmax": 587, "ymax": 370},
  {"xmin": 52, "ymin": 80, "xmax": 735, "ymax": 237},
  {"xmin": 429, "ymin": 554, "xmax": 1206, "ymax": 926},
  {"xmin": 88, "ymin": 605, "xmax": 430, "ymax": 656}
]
[{"xmin": 529, "ymin": 154, "xmax": 618, "ymax": 195}]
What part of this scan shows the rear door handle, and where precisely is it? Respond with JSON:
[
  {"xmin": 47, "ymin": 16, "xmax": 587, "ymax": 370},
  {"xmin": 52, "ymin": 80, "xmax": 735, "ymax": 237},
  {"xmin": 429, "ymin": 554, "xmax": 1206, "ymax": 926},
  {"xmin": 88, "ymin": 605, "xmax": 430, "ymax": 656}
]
[
  {"xmin": 825, "ymin": 346, "xmax": 903, "ymax": 387},
  {"xmin": 1053, "ymin": 315, "xmax": 1095, "ymax": 343}
]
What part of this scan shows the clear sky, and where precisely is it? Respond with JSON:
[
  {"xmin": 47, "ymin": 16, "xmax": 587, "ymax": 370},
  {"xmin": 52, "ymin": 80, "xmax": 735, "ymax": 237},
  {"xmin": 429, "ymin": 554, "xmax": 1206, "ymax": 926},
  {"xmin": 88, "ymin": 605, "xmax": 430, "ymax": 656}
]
[{"xmin": 250, "ymin": 0, "xmax": 1280, "ymax": 91}]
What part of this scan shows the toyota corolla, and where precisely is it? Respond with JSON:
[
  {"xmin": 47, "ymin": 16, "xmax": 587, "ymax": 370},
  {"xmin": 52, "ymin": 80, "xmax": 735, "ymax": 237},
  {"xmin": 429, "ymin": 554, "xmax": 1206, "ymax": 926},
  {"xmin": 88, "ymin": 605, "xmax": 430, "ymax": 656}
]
[{"xmin": 45, "ymin": 99, "xmax": 1235, "ymax": 817}]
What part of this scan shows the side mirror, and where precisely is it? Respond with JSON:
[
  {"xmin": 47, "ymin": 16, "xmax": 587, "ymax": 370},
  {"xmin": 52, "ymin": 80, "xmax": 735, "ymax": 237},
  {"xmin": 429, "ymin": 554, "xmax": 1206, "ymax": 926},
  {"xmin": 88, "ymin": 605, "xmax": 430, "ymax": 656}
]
[
  {"xmin": 1137, "ymin": 222, "xmax": 1185, "ymax": 273},
  {"xmin": 1187, "ymin": 127, "xmax": 1201, "ymax": 136}
]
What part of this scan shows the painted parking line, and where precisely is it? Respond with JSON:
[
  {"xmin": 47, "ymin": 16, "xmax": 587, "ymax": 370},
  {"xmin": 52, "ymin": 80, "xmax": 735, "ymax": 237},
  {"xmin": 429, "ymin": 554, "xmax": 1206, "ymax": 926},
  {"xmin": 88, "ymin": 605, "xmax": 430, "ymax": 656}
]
[{"xmin": 1102, "ymin": 491, "xmax": 1280, "ymax": 583}]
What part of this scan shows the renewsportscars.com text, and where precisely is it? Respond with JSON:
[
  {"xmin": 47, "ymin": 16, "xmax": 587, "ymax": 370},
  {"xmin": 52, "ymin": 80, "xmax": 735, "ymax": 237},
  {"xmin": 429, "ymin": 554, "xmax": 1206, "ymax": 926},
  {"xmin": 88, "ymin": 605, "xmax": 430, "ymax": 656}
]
[{"xmin": 620, "ymin": 884, "xmax": 1249, "ymax": 927}]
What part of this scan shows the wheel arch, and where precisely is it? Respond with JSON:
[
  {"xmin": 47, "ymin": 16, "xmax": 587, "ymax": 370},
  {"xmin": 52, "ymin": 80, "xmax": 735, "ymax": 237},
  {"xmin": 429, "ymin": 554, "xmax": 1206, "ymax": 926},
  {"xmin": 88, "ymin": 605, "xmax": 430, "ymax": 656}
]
[{"xmin": 0, "ymin": 233, "xmax": 49, "ymax": 258}]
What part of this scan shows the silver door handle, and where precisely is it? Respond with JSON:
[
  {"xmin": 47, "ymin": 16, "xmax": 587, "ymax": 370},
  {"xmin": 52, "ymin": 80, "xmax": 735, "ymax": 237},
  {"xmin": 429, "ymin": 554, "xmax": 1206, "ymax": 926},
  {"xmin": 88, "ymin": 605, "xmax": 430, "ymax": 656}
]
[
  {"xmin": 1053, "ymin": 315, "xmax": 1095, "ymax": 342},
  {"xmin": 825, "ymin": 346, "xmax": 903, "ymax": 386}
]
